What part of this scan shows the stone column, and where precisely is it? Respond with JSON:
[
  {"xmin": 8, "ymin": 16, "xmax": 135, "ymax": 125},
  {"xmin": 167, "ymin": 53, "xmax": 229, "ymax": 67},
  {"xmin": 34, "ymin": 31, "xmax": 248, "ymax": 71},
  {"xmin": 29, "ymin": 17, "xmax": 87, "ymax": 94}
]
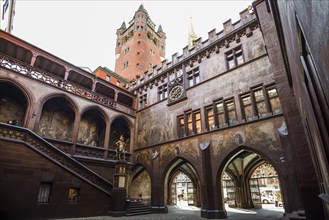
[{"xmin": 200, "ymin": 144, "xmax": 226, "ymax": 219}]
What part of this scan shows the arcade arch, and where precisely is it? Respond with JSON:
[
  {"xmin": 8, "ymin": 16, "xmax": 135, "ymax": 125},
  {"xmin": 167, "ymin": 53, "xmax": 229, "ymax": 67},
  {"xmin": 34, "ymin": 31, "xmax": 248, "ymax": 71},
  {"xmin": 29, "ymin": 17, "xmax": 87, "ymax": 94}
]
[
  {"xmin": 0, "ymin": 81, "xmax": 29, "ymax": 126},
  {"xmin": 109, "ymin": 117, "xmax": 131, "ymax": 151},
  {"xmin": 37, "ymin": 96, "xmax": 76, "ymax": 141},
  {"xmin": 77, "ymin": 108, "xmax": 106, "ymax": 147},
  {"xmin": 164, "ymin": 158, "xmax": 201, "ymax": 208},
  {"xmin": 129, "ymin": 165, "xmax": 152, "ymax": 204},
  {"xmin": 219, "ymin": 149, "xmax": 283, "ymax": 211}
]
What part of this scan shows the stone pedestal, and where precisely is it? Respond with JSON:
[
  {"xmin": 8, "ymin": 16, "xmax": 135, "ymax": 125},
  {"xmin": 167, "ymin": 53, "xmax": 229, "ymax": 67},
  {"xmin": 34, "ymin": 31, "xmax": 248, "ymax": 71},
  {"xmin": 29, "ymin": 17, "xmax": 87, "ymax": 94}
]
[{"xmin": 108, "ymin": 188, "xmax": 127, "ymax": 217}]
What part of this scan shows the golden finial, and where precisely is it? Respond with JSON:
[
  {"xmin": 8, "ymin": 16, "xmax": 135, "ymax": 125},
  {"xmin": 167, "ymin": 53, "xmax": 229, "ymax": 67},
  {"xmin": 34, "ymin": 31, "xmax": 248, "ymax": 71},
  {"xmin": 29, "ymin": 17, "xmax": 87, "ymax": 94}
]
[{"xmin": 188, "ymin": 16, "xmax": 198, "ymax": 48}]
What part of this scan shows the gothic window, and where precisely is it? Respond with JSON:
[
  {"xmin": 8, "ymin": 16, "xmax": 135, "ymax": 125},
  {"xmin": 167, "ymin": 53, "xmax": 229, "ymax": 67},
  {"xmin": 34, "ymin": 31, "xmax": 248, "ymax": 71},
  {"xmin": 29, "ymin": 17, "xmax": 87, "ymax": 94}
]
[
  {"xmin": 194, "ymin": 110, "xmax": 201, "ymax": 134},
  {"xmin": 116, "ymin": 81, "xmax": 121, "ymax": 86},
  {"xmin": 178, "ymin": 115, "xmax": 185, "ymax": 137},
  {"xmin": 215, "ymin": 100, "xmax": 225, "ymax": 128},
  {"xmin": 266, "ymin": 86, "xmax": 282, "ymax": 115},
  {"xmin": 37, "ymin": 182, "xmax": 52, "ymax": 204},
  {"xmin": 240, "ymin": 93, "xmax": 254, "ymax": 121},
  {"xmin": 177, "ymin": 109, "xmax": 202, "ymax": 137},
  {"xmin": 212, "ymin": 98, "xmax": 237, "ymax": 128},
  {"xmin": 253, "ymin": 87, "xmax": 267, "ymax": 118},
  {"xmin": 226, "ymin": 46, "xmax": 244, "ymax": 70},
  {"xmin": 136, "ymin": 63, "xmax": 140, "ymax": 68},
  {"xmin": 158, "ymin": 84, "xmax": 168, "ymax": 101},
  {"xmin": 240, "ymin": 85, "xmax": 281, "ymax": 121},
  {"xmin": 124, "ymin": 47, "xmax": 129, "ymax": 55},
  {"xmin": 106, "ymin": 75, "xmax": 110, "ymax": 82},
  {"xmin": 139, "ymin": 94, "xmax": 147, "ymax": 109},
  {"xmin": 226, "ymin": 99, "xmax": 237, "ymax": 125},
  {"xmin": 123, "ymin": 61, "xmax": 128, "ymax": 68},
  {"xmin": 206, "ymin": 105, "xmax": 215, "ymax": 130},
  {"xmin": 137, "ymin": 52, "xmax": 140, "ymax": 56},
  {"xmin": 68, "ymin": 188, "xmax": 80, "ymax": 202},
  {"xmin": 138, "ymin": 41, "xmax": 141, "ymax": 46},
  {"xmin": 187, "ymin": 67, "xmax": 200, "ymax": 87}
]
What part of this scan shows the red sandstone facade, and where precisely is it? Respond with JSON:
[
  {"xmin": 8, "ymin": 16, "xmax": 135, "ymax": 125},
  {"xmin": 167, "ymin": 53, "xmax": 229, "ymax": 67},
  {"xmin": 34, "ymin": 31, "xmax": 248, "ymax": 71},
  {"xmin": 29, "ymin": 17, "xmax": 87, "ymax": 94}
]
[
  {"xmin": 114, "ymin": 5, "xmax": 166, "ymax": 81},
  {"xmin": 0, "ymin": 2, "xmax": 328, "ymax": 220}
]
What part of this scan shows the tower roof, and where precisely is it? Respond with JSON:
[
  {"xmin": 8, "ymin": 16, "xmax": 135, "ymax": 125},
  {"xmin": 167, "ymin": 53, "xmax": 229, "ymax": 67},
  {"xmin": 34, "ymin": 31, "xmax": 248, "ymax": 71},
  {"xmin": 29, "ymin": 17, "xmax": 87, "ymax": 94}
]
[
  {"xmin": 120, "ymin": 22, "xmax": 126, "ymax": 30},
  {"xmin": 137, "ymin": 4, "xmax": 148, "ymax": 14},
  {"xmin": 157, "ymin": 25, "xmax": 164, "ymax": 33}
]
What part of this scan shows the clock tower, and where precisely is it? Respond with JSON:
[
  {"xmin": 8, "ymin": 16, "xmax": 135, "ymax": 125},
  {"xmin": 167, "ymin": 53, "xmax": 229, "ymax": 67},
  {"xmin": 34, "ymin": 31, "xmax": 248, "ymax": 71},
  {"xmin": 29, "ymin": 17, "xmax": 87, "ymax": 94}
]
[{"xmin": 114, "ymin": 4, "xmax": 166, "ymax": 81}]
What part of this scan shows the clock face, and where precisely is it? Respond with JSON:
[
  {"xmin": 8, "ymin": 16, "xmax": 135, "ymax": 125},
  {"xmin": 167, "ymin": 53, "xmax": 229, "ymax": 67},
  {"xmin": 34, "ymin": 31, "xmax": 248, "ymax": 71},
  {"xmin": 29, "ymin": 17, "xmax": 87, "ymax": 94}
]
[{"xmin": 169, "ymin": 85, "xmax": 184, "ymax": 101}]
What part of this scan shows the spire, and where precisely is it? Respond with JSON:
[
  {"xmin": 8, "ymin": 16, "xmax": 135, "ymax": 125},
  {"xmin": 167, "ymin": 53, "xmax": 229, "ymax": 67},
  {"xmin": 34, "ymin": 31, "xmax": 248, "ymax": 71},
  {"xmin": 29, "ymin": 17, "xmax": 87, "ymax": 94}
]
[
  {"xmin": 120, "ymin": 22, "xmax": 126, "ymax": 30},
  {"xmin": 138, "ymin": 4, "xmax": 144, "ymax": 11},
  {"xmin": 157, "ymin": 25, "xmax": 164, "ymax": 33},
  {"xmin": 188, "ymin": 16, "xmax": 198, "ymax": 48},
  {"xmin": 137, "ymin": 4, "xmax": 148, "ymax": 13}
]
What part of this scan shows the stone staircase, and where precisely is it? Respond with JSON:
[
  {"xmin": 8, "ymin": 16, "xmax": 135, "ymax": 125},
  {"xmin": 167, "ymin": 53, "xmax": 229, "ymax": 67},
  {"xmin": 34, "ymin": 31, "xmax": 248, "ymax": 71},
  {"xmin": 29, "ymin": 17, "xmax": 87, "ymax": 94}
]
[
  {"xmin": 0, "ymin": 123, "xmax": 113, "ymax": 195},
  {"xmin": 126, "ymin": 201, "xmax": 153, "ymax": 216}
]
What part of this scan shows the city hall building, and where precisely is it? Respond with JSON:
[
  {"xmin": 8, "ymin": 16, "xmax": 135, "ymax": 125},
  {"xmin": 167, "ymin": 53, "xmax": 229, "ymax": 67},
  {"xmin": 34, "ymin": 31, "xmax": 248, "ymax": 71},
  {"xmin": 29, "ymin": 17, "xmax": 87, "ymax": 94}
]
[{"xmin": 0, "ymin": 0, "xmax": 328, "ymax": 219}]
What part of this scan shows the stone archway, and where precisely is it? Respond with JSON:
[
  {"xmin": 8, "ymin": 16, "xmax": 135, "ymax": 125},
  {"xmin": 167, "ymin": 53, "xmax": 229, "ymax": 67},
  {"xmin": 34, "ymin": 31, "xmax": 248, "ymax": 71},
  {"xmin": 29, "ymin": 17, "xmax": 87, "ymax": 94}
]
[
  {"xmin": 78, "ymin": 108, "xmax": 106, "ymax": 147},
  {"xmin": 0, "ymin": 81, "xmax": 29, "ymax": 126},
  {"xmin": 129, "ymin": 165, "xmax": 151, "ymax": 205},
  {"xmin": 163, "ymin": 158, "xmax": 201, "ymax": 209},
  {"xmin": 37, "ymin": 97, "xmax": 75, "ymax": 141},
  {"xmin": 219, "ymin": 149, "xmax": 284, "ymax": 214}
]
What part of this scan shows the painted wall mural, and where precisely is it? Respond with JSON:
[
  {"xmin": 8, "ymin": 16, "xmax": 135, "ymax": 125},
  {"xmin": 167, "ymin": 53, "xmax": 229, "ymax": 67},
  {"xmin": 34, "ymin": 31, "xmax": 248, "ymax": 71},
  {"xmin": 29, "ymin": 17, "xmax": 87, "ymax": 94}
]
[
  {"xmin": 37, "ymin": 99, "xmax": 74, "ymax": 141},
  {"xmin": 137, "ymin": 108, "xmax": 173, "ymax": 147},
  {"xmin": 77, "ymin": 110, "xmax": 105, "ymax": 147},
  {"xmin": 129, "ymin": 170, "xmax": 151, "ymax": 204},
  {"xmin": 212, "ymin": 120, "xmax": 280, "ymax": 157},
  {"xmin": 0, "ymin": 97, "xmax": 25, "ymax": 124}
]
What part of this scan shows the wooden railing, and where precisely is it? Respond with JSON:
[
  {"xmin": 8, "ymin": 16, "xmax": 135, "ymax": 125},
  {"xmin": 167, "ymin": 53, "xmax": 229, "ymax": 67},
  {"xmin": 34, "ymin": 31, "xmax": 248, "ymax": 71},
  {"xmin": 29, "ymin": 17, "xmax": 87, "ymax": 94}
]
[{"xmin": 0, "ymin": 122, "xmax": 113, "ymax": 195}]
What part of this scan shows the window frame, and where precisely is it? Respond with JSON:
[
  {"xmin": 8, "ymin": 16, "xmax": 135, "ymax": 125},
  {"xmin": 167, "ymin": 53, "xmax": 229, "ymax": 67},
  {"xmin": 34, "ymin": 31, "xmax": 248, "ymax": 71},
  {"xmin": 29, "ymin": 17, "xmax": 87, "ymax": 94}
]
[
  {"xmin": 139, "ymin": 94, "xmax": 147, "ymax": 109},
  {"xmin": 177, "ymin": 109, "xmax": 202, "ymax": 137},
  {"xmin": 226, "ymin": 45, "xmax": 244, "ymax": 70},
  {"xmin": 37, "ymin": 182, "xmax": 52, "ymax": 204},
  {"xmin": 186, "ymin": 67, "xmax": 200, "ymax": 88},
  {"xmin": 158, "ymin": 84, "xmax": 168, "ymax": 101}
]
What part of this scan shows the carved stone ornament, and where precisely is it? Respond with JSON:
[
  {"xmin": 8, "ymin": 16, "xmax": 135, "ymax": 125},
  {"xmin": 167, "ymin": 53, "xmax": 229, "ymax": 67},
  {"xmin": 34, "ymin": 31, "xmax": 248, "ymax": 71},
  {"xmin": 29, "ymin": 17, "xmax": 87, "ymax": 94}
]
[
  {"xmin": 200, "ymin": 141, "xmax": 210, "ymax": 151},
  {"xmin": 151, "ymin": 150, "xmax": 159, "ymax": 160},
  {"xmin": 277, "ymin": 121, "xmax": 288, "ymax": 136}
]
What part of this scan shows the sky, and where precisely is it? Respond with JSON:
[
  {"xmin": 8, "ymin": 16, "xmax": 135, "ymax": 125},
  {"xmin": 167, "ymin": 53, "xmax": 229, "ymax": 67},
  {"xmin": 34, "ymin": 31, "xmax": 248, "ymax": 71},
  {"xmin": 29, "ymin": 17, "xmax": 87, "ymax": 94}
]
[{"xmin": 8, "ymin": 0, "xmax": 252, "ymax": 72}]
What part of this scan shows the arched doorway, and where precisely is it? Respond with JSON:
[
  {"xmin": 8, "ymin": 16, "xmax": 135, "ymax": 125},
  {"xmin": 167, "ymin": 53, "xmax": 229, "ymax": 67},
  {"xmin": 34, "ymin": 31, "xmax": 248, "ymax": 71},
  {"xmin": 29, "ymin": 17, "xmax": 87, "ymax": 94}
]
[
  {"xmin": 220, "ymin": 149, "xmax": 284, "ymax": 216},
  {"xmin": 78, "ymin": 108, "xmax": 106, "ymax": 147},
  {"xmin": 249, "ymin": 162, "xmax": 282, "ymax": 207},
  {"xmin": 37, "ymin": 97, "xmax": 75, "ymax": 141},
  {"xmin": 169, "ymin": 171, "xmax": 194, "ymax": 207},
  {"xmin": 0, "ymin": 82, "xmax": 28, "ymax": 126},
  {"xmin": 129, "ymin": 165, "xmax": 151, "ymax": 205},
  {"xmin": 164, "ymin": 159, "xmax": 201, "ymax": 209}
]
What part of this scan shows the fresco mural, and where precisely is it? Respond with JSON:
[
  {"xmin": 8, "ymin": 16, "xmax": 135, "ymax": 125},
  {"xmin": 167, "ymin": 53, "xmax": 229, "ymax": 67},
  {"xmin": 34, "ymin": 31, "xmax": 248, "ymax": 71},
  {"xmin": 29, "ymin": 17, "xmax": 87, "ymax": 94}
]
[
  {"xmin": 0, "ymin": 97, "xmax": 25, "ymax": 124},
  {"xmin": 37, "ymin": 98, "xmax": 74, "ymax": 141},
  {"xmin": 137, "ymin": 108, "xmax": 173, "ymax": 147},
  {"xmin": 129, "ymin": 170, "xmax": 151, "ymax": 204},
  {"xmin": 77, "ymin": 110, "xmax": 106, "ymax": 147},
  {"xmin": 212, "ymin": 120, "xmax": 281, "ymax": 157}
]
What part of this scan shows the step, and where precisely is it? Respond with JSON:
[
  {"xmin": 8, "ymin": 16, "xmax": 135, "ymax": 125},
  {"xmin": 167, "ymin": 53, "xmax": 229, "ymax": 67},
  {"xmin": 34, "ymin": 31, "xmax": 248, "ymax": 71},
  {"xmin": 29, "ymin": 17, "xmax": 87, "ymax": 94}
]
[{"xmin": 126, "ymin": 211, "xmax": 153, "ymax": 216}]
